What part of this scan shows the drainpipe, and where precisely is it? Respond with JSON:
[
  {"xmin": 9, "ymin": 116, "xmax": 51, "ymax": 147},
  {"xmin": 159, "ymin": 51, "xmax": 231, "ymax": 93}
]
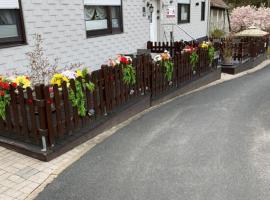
[{"xmin": 207, "ymin": 0, "xmax": 211, "ymax": 37}]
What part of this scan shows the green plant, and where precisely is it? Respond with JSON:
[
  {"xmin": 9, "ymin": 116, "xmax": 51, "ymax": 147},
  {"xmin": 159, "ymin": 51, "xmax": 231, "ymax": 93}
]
[
  {"xmin": 0, "ymin": 78, "xmax": 13, "ymax": 120},
  {"xmin": 68, "ymin": 68, "xmax": 95, "ymax": 117},
  {"xmin": 163, "ymin": 60, "xmax": 174, "ymax": 81},
  {"xmin": 208, "ymin": 46, "xmax": 215, "ymax": 64},
  {"xmin": 69, "ymin": 80, "xmax": 86, "ymax": 117},
  {"xmin": 190, "ymin": 51, "xmax": 199, "ymax": 71},
  {"xmin": 122, "ymin": 64, "xmax": 136, "ymax": 86},
  {"xmin": 211, "ymin": 29, "xmax": 225, "ymax": 38}
]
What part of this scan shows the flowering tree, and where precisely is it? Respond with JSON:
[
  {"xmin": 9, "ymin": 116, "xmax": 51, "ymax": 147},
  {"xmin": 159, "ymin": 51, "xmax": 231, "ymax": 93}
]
[
  {"xmin": 230, "ymin": 5, "xmax": 270, "ymax": 32},
  {"xmin": 26, "ymin": 34, "xmax": 58, "ymax": 85}
]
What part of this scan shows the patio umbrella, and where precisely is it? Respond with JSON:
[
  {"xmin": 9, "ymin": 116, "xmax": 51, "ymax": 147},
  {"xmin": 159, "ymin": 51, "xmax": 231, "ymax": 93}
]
[{"xmin": 235, "ymin": 26, "xmax": 269, "ymax": 37}]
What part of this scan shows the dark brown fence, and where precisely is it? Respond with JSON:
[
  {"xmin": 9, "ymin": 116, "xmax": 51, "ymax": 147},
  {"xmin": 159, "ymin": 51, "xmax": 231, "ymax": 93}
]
[
  {"xmin": 0, "ymin": 51, "xmax": 216, "ymax": 151},
  {"xmin": 151, "ymin": 49, "xmax": 213, "ymax": 98},
  {"xmin": 210, "ymin": 37, "xmax": 269, "ymax": 62}
]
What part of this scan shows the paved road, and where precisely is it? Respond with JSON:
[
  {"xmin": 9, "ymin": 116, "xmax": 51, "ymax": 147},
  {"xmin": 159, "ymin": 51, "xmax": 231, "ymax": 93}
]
[{"xmin": 36, "ymin": 65, "xmax": 270, "ymax": 200}]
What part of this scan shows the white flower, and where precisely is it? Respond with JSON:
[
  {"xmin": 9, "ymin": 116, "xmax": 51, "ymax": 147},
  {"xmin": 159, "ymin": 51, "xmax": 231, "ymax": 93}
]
[
  {"xmin": 154, "ymin": 55, "xmax": 162, "ymax": 62},
  {"xmin": 61, "ymin": 70, "xmax": 76, "ymax": 79},
  {"xmin": 125, "ymin": 56, "xmax": 133, "ymax": 63}
]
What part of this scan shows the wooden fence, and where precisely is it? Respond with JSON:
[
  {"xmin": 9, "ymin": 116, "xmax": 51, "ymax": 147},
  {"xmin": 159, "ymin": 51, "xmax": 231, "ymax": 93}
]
[
  {"xmin": 148, "ymin": 37, "xmax": 269, "ymax": 63},
  {"xmin": 0, "ymin": 51, "xmax": 216, "ymax": 151}
]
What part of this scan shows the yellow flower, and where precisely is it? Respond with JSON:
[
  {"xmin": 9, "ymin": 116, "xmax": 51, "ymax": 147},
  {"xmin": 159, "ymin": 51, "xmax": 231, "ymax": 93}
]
[
  {"xmin": 51, "ymin": 74, "xmax": 70, "ymax": 87},
  {"xmin": 14, "ymin": 76, "xmax": 31, "ymax": 89},
  {"xmin": 76, "ymin": 70, "xmax": 83, "ymax": 78},
  {"xmin": 200, "ymin": 41, "xmax": 209, "ymax": 49}
]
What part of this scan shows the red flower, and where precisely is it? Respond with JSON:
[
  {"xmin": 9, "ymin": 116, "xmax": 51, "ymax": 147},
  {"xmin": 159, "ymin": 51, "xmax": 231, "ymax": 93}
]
[
  {"xmin": 11, "ymin": 82, "xmax": 17, "ymax": 88},
  {"xmin": 0, "ymin": 91, "xmax": 5, "ymax": 97},
  {"xmin": 120, "ymin": 57, "xmax": 129, "ymax": 65},
  {"xmin": 47, "ymin": 98, "xmax": 53, "ymax": 105},
  {"xmin": 2, "ymin": 83, "xmax": 9, "ymax": 90},
  {"xmin": 28, "ymin": 99, "xmax": 33, "ymax": 105}
]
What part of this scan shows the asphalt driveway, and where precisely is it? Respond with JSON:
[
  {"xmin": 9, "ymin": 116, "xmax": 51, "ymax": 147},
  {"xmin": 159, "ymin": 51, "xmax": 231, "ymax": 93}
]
[{"xmin": 36, "ymin": 65, "xmax": 270, "ymax": 200}]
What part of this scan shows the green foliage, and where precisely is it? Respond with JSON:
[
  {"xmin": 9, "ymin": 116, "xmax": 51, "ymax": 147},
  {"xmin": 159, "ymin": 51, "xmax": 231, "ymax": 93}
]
[
  {"xmin": 162, "ymin": 60, "xmax": 174, "ymax": 81},
  {"xmin": 69, "ymin": 80, "xmax": 86, "ymax": 117},
  {"xmin": 190, "ymin": 52, "xmax": 199, "ymax": 72},
  {"xmin": 208, "ymin": 46, "xmax": 215, "ymax": 64},
  {"xmin": 211, "ymin": 29, "xmax": 225, "ymax": 38},
  {"xmin": 68, "ymin": 68, "xmax": 95, "ymax": 117},
  {"xmin": 122, "ymin": 64, "xmax": 136, "ymax": 86},
  {"xmin": 0, "ymin": 94, "xmax": 10, "ymax": 120}
]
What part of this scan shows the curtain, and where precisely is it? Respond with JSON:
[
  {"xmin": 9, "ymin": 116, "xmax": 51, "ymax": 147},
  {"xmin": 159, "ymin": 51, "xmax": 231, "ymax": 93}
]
[{"xmin": 85, "ymin": 6, "xmax": 107, "ymax": 21}]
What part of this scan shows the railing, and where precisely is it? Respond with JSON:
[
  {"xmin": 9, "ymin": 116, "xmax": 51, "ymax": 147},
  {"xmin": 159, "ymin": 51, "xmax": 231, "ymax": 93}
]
[{"xmin": 0, "ymin": 52, "xmax": 217, "ymax": 151}]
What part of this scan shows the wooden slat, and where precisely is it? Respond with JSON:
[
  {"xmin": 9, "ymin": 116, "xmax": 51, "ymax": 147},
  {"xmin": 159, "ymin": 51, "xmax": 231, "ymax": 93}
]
[
  {"xmin": 9, "ymin": 88, "xmax": 20, "ymax": 133},
  {"xmin": 18, "ymin": 86, "xmax": 29, "ymax": 140},
  {"xmin": 53, "ymin": 85, "xmax": 64, "ymax": 137},
  {"xmin": 62, "ymin": 82, "xmax": 73, "ymax": 134},
  {"xmin": 43, "ymin": 86, "xmax": 55, "ymax": 146},
  {"xmin": 69, "ymin": 79, "xmax": 79, "ymax": 129},
  {"xmin": 27, "ymin": 87, "xmax": 38, "ymax": 144}
]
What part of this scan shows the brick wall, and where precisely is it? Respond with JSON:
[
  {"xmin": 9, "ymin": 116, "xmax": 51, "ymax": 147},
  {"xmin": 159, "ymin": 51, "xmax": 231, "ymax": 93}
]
[{"xmin": 0, "ymin": 0, "xmax": 150, "ymax": 74}]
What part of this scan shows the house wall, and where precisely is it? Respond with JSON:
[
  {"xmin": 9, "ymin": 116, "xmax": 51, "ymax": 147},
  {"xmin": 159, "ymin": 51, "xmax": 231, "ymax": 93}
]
[
  {"xmin": 210, "ymin": 7, "xmax": 230, "ymax": 34},
  {"xmin": 0, "ymin": 0, "xmax": 150, "ymax": 75},
  {"xmin": 158, "ymin": 0, "xmax": 210, "ymax": 42}
]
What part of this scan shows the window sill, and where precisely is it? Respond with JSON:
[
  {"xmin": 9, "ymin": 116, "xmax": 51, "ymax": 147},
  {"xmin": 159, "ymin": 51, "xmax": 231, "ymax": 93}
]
[
  {"xmin": 0, "ymin": 41, "xmax": 27, "ymax": 50},
  {"xmin": 178, "ymin": 22, "xmax": 190, "ymax": 24},
  {"xmin": 86, "ymin": 31, "xmax": 124, "ymax": 39}
]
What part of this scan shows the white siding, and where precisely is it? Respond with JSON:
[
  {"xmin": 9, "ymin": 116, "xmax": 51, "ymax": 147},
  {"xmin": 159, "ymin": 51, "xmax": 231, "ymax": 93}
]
[
  {"xmin": 0, "ymin": 0, "xmax": 150, "ymax": 74},
  {"xmin": 159, "ymin": 0, "xmax": 209, "ymax": 42}
]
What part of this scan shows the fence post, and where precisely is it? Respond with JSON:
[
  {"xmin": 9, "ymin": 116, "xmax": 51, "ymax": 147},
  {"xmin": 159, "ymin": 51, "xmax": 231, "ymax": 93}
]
[{"xmin": 35, "ymin": 85, "xmax": 49, "ymax": 151}]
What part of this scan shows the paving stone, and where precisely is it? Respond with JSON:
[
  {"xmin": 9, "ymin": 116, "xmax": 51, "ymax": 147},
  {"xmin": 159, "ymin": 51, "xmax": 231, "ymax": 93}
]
[{"xmin": 15, "ymin": 167, "xmax": 40, "ymax": 179}]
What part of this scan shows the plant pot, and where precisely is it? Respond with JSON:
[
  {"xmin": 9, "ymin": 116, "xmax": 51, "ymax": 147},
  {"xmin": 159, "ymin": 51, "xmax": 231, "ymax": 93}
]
[{"xmin": 222, "ymin": 56, "xmax": 233, "ymax": 65}]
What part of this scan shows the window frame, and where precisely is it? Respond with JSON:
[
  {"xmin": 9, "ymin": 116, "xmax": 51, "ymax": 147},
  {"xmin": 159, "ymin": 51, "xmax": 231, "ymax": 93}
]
[
  {"xmin": 178, "ymin": 3, "xmax": 190, "ymax": 24},
  {"xmin": 0, "ymin": 0, "xmax": 26, "ymax": 48},
  {"xmin": 201, "ymin": 1, "xmax": 206, "ymax": 21},
  {"xmin": 85, "ymin": 4, "xmax": 123, "ymax": 38}
]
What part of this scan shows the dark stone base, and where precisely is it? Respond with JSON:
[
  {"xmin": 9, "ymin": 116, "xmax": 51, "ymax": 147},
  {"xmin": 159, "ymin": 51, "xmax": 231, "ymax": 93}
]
[
  {"xmin": 151, "ymin": 68, "xmax": 221, "ymax": 106},
  {"xmin": 222, "ymin": 53, "xmax": 268, "ymax": 75}
]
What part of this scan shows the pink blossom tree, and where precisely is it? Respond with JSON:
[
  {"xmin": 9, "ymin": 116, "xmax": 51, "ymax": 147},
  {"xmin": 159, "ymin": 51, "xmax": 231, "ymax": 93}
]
[{"xmin": 230, "ymin": 5, "xmax": 270, "ymax": 32}]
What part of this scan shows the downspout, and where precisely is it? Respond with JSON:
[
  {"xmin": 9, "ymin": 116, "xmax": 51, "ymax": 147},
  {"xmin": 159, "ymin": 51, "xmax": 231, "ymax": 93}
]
[
  {"xmin": 207, "ymin": 0, "xmax": 211, "ymax": 37},
  {"xmin": 227, "ymin": 9, "xmax": 231, "ymax": 32}
]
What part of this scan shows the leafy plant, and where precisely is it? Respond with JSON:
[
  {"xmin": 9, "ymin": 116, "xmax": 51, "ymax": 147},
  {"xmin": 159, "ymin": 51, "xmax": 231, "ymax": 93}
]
[
  {"xmin": 211, "ymin": 29, "xmax": 225, "ymax": 38},
  {"xmin": 190, "ymin": 51, "xmax": 199, "ymax": 72},
  {"xmin": 69, "ymin": 80, "xmax": 86, "ymax": 117},
  {"xmin": 122, "ymin": 64, "xmax": 136, "ymax": 85},
  {"xmin": 0, "ymin": 78, "xmax": 15, "ymax": 120},
  {"xmin": 67, "ymin": 68, "xmax": 95, "ymax": 117},
  {"xmin": 208, "ymin": 46, "xmax": 215, "ymax": 64},
  {"xmin": 154, "ymin": 51, "xmax": 174, "ymax": 82},
  {"xmin": 163, "ymin": 61, "xmax": 174, "ymax": 81}
]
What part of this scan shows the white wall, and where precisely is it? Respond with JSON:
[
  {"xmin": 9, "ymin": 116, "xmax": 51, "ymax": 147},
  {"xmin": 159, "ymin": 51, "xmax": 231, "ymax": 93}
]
[
  {"xmin": 0, "ymin": 0, "xmax": 150, "ymax": 74},
  {"xmin": 158, "ymin": 0, "xmax": 209, "ymax": 42}
]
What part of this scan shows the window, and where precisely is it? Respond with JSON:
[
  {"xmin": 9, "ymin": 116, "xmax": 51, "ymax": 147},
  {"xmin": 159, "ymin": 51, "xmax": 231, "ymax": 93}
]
[
  {"xmin": 84, "ymin": 0, "xmax": 123, "ymax": 37},
  {"xmin": 178, "ymin": 3, "xmax": 190, "ymax": 24},
  {"xmin": 201, "ymin": 1, "xmax": 205, "ymax": 21},
  {"xmin": 0, "ymin": 0, "xmax": 26, "ymax": 47}
]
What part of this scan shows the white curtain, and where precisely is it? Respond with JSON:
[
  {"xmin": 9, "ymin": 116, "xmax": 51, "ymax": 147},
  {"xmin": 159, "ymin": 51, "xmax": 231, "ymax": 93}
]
[
  {"xmin": 85, "ymin": 6, "xmax": 107, "ymax": 20},
  {"xmin": 84, "ymin": 0, "xmax": 121, "ymax": 6},
  {"xmin": 0, "ymin": 10, "xmax": 18, "ymax": 38},
  {"xmin": 0, "ymin": 0, "xmax": 19, "ymax": 9}
]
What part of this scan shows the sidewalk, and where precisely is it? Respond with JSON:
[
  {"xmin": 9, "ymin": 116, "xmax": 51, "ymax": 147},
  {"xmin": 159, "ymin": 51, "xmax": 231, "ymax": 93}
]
[{"xmin": 0, "ymin": 59, "xmax": 269, "ymax": 200}]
